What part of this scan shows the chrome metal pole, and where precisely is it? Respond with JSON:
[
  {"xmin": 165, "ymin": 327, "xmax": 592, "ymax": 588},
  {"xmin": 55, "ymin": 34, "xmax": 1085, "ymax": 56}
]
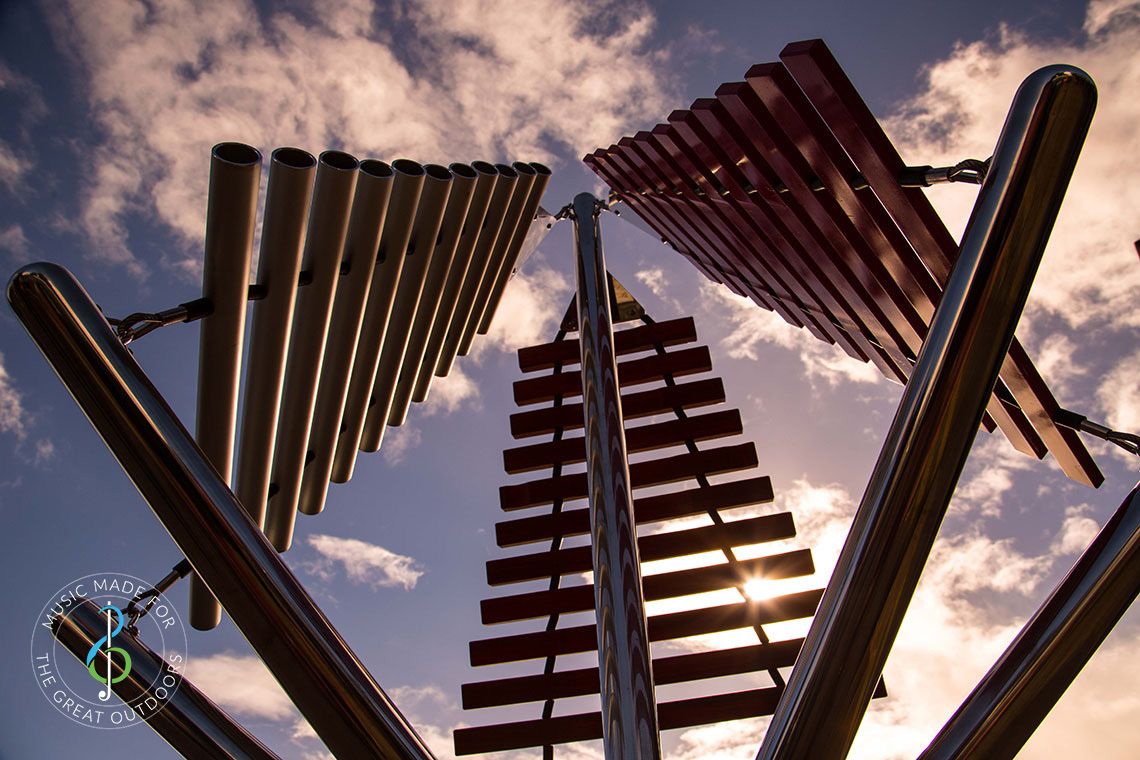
[
  {"xmin": 921, "ymin": 482, "xmax": 1140, "ymax": 760},
  {"xmin": 757, "ymin": 65, "xmax": 1096, "ymax": 760},
  {"xmin": 572, "ymin": 192, "xmax": 661, "ymax": 760},
  {"xmin": 53, "ymin": 597, "xmax": 281, "ymax": 760},
  {"xmin": 8, "ymin": 263, "xmax": 435, "ymax": 760}
]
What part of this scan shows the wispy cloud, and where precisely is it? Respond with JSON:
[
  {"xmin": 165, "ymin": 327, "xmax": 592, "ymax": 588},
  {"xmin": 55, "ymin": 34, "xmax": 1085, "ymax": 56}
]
[
  {"xmin": 305, "ymin": 533, "xmax": 424, "ymax": 590},
  {"xmin": 0, "ymin": 351, "xmax": 30, "ymax": 440},
  {"xmin": 0, "ymin": 223, "xmax": 29, "ymax": 260},
  {"xmin": 700, "ymin": 280, "xmax": 883, "ymax": 389},
  {"xmin": 46, "ymin": 0, "xmax": 675, "ymax": 278},
  {"xmin": 184, "ymin": 651, "xmax": 295, "ymax": 721},
  {"xmin": 479, "ymin": 263, "xmax": 571, "ymax": 354},
  {"xmin": 882, "ymin": 2, "xmax": 1140, "ymax": 334},
  {"xmin": 422, "ymin": 364, "xmax": 480, "ymax": 417},
  {"xmin": 382, "ymin": 424, "xmax": 423, "ymax": 466}
]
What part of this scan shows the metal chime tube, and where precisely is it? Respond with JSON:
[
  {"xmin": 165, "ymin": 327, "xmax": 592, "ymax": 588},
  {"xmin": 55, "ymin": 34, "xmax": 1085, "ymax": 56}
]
[
  {"xmin": 474, "ymin": 161, "xmax": 552, "ymax": 336},
  {"xmin": 188, "ymin": 142, "xmax": 261, "ymax": 631},
  {"xmin": 53, "ymin": 598, "xmax": 280, "ymax": 760},
  {"xmin": 757, "ymin": 65, "xmax": 1096, "ymax": 760},
  {"xmin": 264, "ymin": 150, "xmax": 359, "ymax": 551},
  {"xmin": 412, "ymin": 161, "xmax": 499, "ymax": 403},
  {"xmin": 8, "ymin": 262, "xmax": 436, "ymax": 760},
  {"xmin": 332, "ymin": 160, "xmax": 426, "ymax": 484},
  {"xmin": 231, "ymin": 147, "xmax": 316, "ymax": 528},
  {"xmin": 458, "ymin": 161, "xmax": 538, "ymax": 356},
  {"xmin": 920, "ymin": 482, "xmax": 1140, "ymax": 760},
  {"xmin": 436, "ymin": 163, "xmax": 518, "ymax": 376},
  {"xmin": 388, "ymin": 162, "xmax": 479, "ymax": 425},
  {"xmin": 360, "ymin": 164, "xmax": 455, "ymax": 451},
  {"xmin": 571, "ymin": 192, "xmax": 661, "ymax": 760},
  {"xmin": 298, "ymin": 159, "xmax": 395, "ymax": 517}
]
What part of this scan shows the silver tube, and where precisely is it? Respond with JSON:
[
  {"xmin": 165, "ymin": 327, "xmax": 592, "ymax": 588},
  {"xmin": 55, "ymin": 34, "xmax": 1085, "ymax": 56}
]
[
  {"xmin": 411, "ymin": 162, "xmax": 499, "ymax": 403},
  {"xmin": 359, "ymin": 164, "xmax": 454, "ymax": 452},
  {"xmin": 457, "ymin": 162, "xmax": 538, "ymax": 356},
  {"xmin": 52, "ymin": 597, "xmax": 280, "ymax": 760},
  {"xmin": 232, "ymin": 148, "xmax": 316, "ymax": 527},
  {"xmin": 262, "ymin": 150, "xmax": 358, "ymax": 551},
  {"xmin": 920, "ymin": 482, "xmax": 1140, "ymax": 760},
  {"xmin": 572, "ymin": 192, "xmax": 661, "ymax": 759},
  {"xmin": 435, "ymin": 163, "xmax": 519, "ymax": 376},
  {"xmin": 331, "ymin": 160, "xmax": 426, "ymax": 484},
  {"xmin": 8, "ymin": 262, "xmax": 436, "ymax": 760},
  {"xmin": 297, "ymin": 160, "xmax": 394, "ymax": 517},
  {"xmin": 473, "ymin": 161, "xmax": 552, "ymax": 336},
  {"xmin": 189, "ymin": 142, "xmax": 261, "ymax": 631},
  {"xmin": 387, "ymin": 163, "xmax": 478, "ymax": 426},
  {"xmin": 756, "ymin": 65, "xmax": 1096, "ymax": 760}
]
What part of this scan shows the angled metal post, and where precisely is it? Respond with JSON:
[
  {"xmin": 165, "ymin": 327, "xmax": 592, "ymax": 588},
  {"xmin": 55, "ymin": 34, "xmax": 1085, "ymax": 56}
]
[
  {"xmin": 7, "ymin": 262, "xmax": 435, "ymax": 760},
  {"xmin": 921, "ymin": 481, "xmax": 1140, "ymax": 760},
  {"xmin": 757, "ymin": 65, "xmax": 1096, "ymax": 760},
  {"xmin": 53, "ymin": 597, "xmax": 280, "ymax": 760},
  {"xmin": 572, "ymin": 192, "xmax": 662, "ymax": 760}
]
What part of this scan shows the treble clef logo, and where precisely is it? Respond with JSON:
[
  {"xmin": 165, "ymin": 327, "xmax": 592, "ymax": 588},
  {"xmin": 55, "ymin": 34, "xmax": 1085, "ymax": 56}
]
[{"xmin": 84, "ymin": 603, "xmax": 132, "ymax": 701}]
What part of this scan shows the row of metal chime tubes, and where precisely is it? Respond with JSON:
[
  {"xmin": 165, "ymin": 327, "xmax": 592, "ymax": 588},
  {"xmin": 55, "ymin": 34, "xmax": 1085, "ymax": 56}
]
[{"xmin": 186, "ymin": 142, "xmax": 550, "ymax": 629}]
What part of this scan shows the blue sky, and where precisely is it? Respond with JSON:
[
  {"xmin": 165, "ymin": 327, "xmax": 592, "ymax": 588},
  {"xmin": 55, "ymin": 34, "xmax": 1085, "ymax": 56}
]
[{"xmin": 1, "ymin": 1, "xmax": 1138, "ymax": 758}]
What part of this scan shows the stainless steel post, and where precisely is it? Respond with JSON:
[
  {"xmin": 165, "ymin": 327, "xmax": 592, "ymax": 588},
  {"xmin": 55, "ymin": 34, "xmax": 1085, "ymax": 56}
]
[
  {"xmin": 53, "ymin": 597, "xmax": 281, "ymax": 760},
  {"xmin": 757, "ymin": 65, "xmax": 1096, "ymax": 760},
  {"xmin": 572, "ymin": 193, "xmax": 661, "ymax": 760},
  {"xmin": 8, "ymin": 263, "xmax": 435, "ymax": 760},
  {"xmin": 920, "ymin": 482, "xmax": 1140, "ymax": 760}
]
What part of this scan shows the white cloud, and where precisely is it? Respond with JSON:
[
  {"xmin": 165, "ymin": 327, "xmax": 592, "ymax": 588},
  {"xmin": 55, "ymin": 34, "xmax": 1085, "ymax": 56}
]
[
  {"xmin": 33, "ymin": 438, "xmax": 54, "ymax": 465},
  {"xmin": 1052, "ymin": 504, "xmax": 1102, "ymax": 554},
  {"xmin": 305, "ymin": 533, "xmax": 424, "ymax": 590},
  {"xmin": 882, "ymin": 5, "xmax": 1140, "ymax": 333},
  {"xmin": 480, "ymin": 264, "xmax": 570, "ymax": 353},
  {"xmin": 951, "ymin": 434, "xmax": 1036, "ymax": 517},
  {"xmin": 183, "ymin": 651, "xmax": 294, "ymax": 721},
  {"xmin": 0, "ymin": 351, "xmax": 30, "ymax": 440},
  {"xmin": 46, "ymin": 0, "xmax": 674, "ymax": 278},
  {"xmin": 700, "ymin": 280, "xmax": 884, "ymax": 388},
  {"xmin": 0, "ymin": 223, "xmax": 29, "ymax": 259},
  {"xmin": 1096, "ymin": 346, "xmax": 1140, "ymax": 434},
  {"xmin": 1031, "ymin": 333, "xmax": 1086, "ymax": 398},
  {"xmin": 0, "ymin": 142, "xmax": 32, "ymax": 195},
  {"xmin": 382, "ymin": 424, "xmax": 423, "ymax": 466},
  {"xmin": 422, "ymin": 364, "xmax": 480, "ymax": 417}
]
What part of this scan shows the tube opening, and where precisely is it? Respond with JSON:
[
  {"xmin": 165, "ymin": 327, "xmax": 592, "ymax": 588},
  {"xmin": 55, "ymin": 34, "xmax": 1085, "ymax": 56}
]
[
  {"xmin": 319, "ymin": 150, "xmax": 359, "ymax": 172},
  {"xmin": 529, "ymin": 162, "xmax": 552, "ymax": 176},
  {"xmin": 424, "ymin": 164, "xmax": 453, "ymax": 181},
  {"xmin": 449, "ymin": 162, "xmax": 478, "ymax": 179},
  {"xmin": 512, "ymin": 161, "xmax": 538, "ymax": 176},
  {"xmin": 392, "ymin": 159, "xmax": 426, "ymax": 177},
  {"xmin": 360, "ymin": 160, "xmax": 394, "ymax": 178},
  {"xmin": 213, "ymin": 142, "xmax": 261, "ymax": 166},
  {"xmin": 494, "ymin": 163, "xmax": 519, "ymax": 178},
  {"xmin": 272, "ymin": 147, "xmax": 316, "ymax": 169},
  {"xmin": 471, "ymin": 160, "xmax": 498, "ymax": 176}
]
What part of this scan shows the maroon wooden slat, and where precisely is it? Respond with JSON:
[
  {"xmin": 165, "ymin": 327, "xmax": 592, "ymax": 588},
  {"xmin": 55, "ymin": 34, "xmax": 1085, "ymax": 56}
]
[
  {"xmin": 504, "ymin": 408, "xmax": 743, "ymax": 474},
  {"xmin": 665, "ymin": 104, "xmax": 911, "ymax": 381},
  {"xmin": 739, "ymin": 66, "xmax": 1044, "ymax": 457},
  {"xmin": 517, "ymin": 317, "xmax": 698, "ymax": 373},
  {"xmin": 640, "ymin": 124, "xmax": 878, "ymax": 362},
  {"xmin": 512, "ymin": 345, "xmax": 712, "ymax": 406},
  {"xmin": 697, "ymin": 93, "xmax": 924, "ymax": 356},
  {"xmin": 462, "ymin": 638, "xmax": 803, "ymax": 708},
  {"xmin": 489, "ymin": 510, "xmax": 795, "ymax": 584},
  {"xmin": 509, "ymin": 377, "xmax": 725, "ymax": 440},
  {"xmin": 496, "ymin": 475, "xmax": 775, "ymax": 546},
  {"xmin": 594, "ymin": 148, "xmax": 765, "ymax": 306},
  {"xmin": 499, "ymin": 442, "xmax": 758, "ymax": 511},
  {"xmin": 625, "ymin": 132, "xmax": 829, "ymax": 340},
  {"xmin": 469, "ymin": 589, "xmax": 822, "ymax": 666},
  {"xmin": 780, "ymin": 39, "xmax": 1097, "ymax": 482},
  {"xmin": 454, "ymin": 687, "xmax": 783, "ymax": 754},
  {"xmin": 603, "ymin": 145, "xmax": 782, "ymax": 314},
  {"xmin": 480, "ymin": 549, "xmax": 814, "ymax": 624}
]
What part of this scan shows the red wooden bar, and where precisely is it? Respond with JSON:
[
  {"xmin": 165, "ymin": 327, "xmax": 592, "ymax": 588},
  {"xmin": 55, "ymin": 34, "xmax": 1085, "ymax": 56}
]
[
  {"xmin": 517, "ymin": 316, "xmax": 697, "ymax": 372},
  {"xmin": 498, "ymin": 442, "xmax": 758, "ymax": 511}
]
